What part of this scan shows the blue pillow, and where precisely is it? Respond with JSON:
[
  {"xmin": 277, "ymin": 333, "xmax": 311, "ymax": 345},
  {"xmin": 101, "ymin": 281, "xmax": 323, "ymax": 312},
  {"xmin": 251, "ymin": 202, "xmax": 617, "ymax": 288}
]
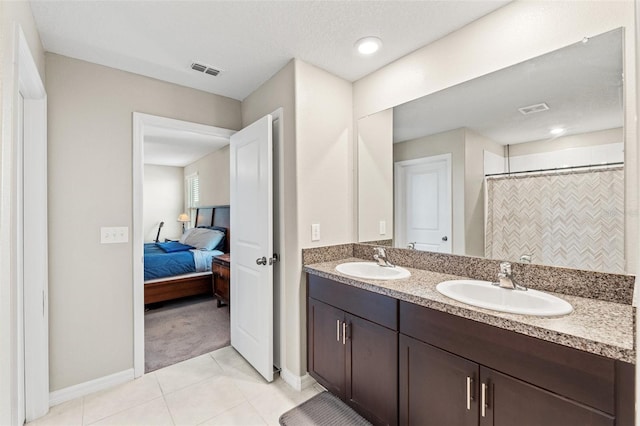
[{"xmin": 156, "ymin": 241, "xmax": 194, "ymax": 253}]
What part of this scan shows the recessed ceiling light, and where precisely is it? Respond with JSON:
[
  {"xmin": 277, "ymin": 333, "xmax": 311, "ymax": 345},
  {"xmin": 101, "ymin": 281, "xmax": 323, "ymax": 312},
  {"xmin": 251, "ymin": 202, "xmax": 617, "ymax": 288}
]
[
  {"xmin": 550, "ymin": 127, "xmax": 565, "ymax": 135},
  {"xmin": 355, "ymin": 36, "xmax": 382, "ymax": 55}
]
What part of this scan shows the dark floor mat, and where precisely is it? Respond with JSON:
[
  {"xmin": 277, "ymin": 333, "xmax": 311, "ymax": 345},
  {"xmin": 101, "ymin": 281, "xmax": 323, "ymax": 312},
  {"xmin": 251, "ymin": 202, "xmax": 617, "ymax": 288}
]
[{"xmin": 279, "ymin": 392, "xmax": 372, "ymax": 426}]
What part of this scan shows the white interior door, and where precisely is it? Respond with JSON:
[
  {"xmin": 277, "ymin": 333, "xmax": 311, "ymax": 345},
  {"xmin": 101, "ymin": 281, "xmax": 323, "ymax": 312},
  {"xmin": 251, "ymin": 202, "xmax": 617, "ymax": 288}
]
[
  {"xmin": 395, "ymin": 154, "xmax": 452, "ymax": 253},
  {"xmin": 230, "ymin": 115, "xmax": 274, "ymax": 382}
]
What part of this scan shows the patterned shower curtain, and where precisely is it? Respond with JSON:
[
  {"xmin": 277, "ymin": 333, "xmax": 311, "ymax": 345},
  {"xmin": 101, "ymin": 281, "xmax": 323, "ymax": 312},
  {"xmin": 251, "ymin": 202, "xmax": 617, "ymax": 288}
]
[{"xmin": 485, "ymin": 167, "xmax": 624, "ymax": 273}]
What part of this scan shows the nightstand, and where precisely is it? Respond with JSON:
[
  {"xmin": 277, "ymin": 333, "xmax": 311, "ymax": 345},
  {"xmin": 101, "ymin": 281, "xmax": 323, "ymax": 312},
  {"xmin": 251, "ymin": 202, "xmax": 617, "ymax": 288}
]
[{"xmin": 212, "ymin": 254, "xmax": 230, "ymax": 307}]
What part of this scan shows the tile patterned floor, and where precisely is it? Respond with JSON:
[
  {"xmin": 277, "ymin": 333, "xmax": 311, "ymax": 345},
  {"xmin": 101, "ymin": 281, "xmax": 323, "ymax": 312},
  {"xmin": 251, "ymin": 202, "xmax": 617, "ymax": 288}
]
[{"xmin": 29, "ymin": 346, "xmax": 323, "ymax": 426}]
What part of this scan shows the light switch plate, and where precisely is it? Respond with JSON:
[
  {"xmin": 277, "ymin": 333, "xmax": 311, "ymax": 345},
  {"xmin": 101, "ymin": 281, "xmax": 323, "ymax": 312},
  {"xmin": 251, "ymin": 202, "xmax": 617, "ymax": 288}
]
[
  {"xmin": 101, "ymin": 227, "xmax": 129, "ymax": 244},
  {"xmin": 379, "ymin": 220, "xmax": 386, "ymax": 235},
  {"xmin": 311, "ymin": 224, "xmax": 320, "ymax": 241}
]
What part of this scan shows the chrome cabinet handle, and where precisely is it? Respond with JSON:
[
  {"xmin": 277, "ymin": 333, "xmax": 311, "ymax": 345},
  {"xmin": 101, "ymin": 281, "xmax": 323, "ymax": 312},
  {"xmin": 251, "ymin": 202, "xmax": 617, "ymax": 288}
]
[
  {"xmin": 256, "ymin": 257, "xmax": 267, "ymax": 265},
  {"xmin": 481, "ymin": 382, "xmax": 487, "ymax": 417},
  {"xmin": 466, "ymin": 377, "xmax": 473, "ymax": 410},
  {"xmin": 336, "ymin": 320, "xmax": 340, "ymax": 342},
  {"xmin": 342, "ymin": 322, "xmax": 346, "ymax": 345}
]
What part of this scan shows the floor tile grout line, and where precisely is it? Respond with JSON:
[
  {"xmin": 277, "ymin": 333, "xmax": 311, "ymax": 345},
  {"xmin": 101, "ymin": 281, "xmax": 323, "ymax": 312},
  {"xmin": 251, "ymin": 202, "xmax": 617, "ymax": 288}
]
[
  {"xmin": 156, "ymin": 365, "xmax": 225, "ymax": 397},
  {"xmin": 83, "ymin": 395, "xmax": 167, "ymax": 426},
  {"xmin": 161, "ymin": 391, "xmax": 177, "ymax": 426},
  {"xmin": 245, "ymin": 396, "xmax": 273, "ymax": 426},
  {"xmin": 81, "ymin": 376, "xmax": 164, "ymax": 425},
  {"xmin": 195, "ymin": 399, "xmax": 251, "ymax": 426},
  {"xmin": 81, "ymin": 395, "xmax": 86, "ymax": 426}
]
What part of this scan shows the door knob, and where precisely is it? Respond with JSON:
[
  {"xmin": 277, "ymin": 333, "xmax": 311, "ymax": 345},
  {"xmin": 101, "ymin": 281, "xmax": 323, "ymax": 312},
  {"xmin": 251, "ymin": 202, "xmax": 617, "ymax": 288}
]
[
  {"xmin": 256, "ymin": 257, "xmax": 267, "ymax": 265},
  {"xmin": 442, "ymin": 236, "xmax": 448, "ymax": 242}
]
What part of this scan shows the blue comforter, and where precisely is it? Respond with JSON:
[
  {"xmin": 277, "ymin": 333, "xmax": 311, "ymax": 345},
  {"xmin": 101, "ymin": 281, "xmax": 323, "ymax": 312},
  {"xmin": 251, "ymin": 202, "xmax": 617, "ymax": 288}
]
[{"xmin": 143, "ymin": 243, "xmax": 222, "ymax": 281}]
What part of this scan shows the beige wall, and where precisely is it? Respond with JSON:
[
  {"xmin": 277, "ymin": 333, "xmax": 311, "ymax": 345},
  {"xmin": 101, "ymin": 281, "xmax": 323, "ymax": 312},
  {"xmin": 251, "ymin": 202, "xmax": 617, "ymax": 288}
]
[
  {"xmin": 242, "ymin": 59, "xmax": 353, "ymax": 380},
  {"xmin": 357, "ymin": 109, "xmax": 393, "ymax": 243},
  {"xmin": 354, "ymin": 0, "xmax": 637, "ymax": 272},
  {"xmin": 183, "ymin": 145, "xmax": 231, "ymax": 208},
  {"xmin": 143, "ymin": 165, "xmax": 184, "ymax": 242},
  {"xmin": 394, "ymin": 129, "xmax": 466, "ymax": 254},
  {"xmin": 46, "ymin": 53, "xmax": 241, "ymax": 391},
  {"xmin": 296, "ymin": 60, "xmax": 354, "ymax": 249},
  {"xmin": 464, "ymin": 130, "xmax": 501, "ymax": 256},
  {"xmin": 0, "ymin": 1, "xmax": 46, "ymax": 423}
]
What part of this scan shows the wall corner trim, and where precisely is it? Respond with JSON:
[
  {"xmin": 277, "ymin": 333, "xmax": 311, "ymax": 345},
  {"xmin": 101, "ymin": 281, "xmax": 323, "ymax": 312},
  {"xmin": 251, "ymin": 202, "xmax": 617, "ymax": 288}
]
[
  {"xmin": 280, "ymin": 368, "xmax": 316, "ymax": 391},
  {"xmin": 48, "ymin": 369, "xmax": 134, "ymax": 407}
]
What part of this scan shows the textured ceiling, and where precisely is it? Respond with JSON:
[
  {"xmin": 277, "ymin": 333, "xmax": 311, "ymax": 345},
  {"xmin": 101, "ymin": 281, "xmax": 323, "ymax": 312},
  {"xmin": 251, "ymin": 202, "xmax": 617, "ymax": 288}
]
[
  {"xmin": 393, "ymin": 28, "xmax": 623, "ymax": 145},
  {"xmin": 30, "ymin": 0, "xmax": 510, "ymax": 101}
]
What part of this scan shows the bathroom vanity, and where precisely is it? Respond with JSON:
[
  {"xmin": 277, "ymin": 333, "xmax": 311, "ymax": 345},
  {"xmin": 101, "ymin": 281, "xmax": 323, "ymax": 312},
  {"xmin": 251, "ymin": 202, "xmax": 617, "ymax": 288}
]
[{"xmin": 305, "ymin": 254, "xmax": 635, "ymax": 426}]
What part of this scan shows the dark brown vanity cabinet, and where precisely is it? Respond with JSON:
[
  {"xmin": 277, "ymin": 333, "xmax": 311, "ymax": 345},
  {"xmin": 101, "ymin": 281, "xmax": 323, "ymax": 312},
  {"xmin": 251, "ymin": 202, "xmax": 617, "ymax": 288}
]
[
  {"xmin": 307, "ymin": 274, "xmax": 634, "ymax": 426},
  {"xmin": 307, "ymin": 275, "xmax": 398, "ymax": 426},
  {"xmin": 400, "ymin": 334, "xmax": 615, "ymax": 426},
  {"xmin": 399, "ymin": 334, "xmax": 478, "ymax": 426},
  {"xmin": 399, "ymin": 301, "xmax": 633, "ymax": 426}
]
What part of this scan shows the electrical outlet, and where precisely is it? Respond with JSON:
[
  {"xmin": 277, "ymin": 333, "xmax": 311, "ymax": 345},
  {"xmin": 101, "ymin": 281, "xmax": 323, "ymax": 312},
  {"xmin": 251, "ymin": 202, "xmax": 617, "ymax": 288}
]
[
  {"xmin": 379, "ymin": 220, "xmax": 386, "ymax": 235},
  {"xmin": 311, "ymin": 224, "xmax": 320, "ymax": 241},
  {"xmin": 101, "ymin": 227, "xmax": 129, "ymax": 244}
]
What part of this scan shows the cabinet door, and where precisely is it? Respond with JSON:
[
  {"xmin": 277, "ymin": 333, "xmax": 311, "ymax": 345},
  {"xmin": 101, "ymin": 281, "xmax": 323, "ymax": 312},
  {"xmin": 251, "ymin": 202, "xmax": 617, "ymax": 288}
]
[
  {"xmin": 346, "ymin": 314, "xmax": 398, "ymax": 426},
  {"xmin": 308, "ymin": 298, "xmax": 345, "ymax": 397},
  {"xmin": 479, "ymin": 367, "xmax": 614, "ymax": 426},
  {"xmin": 399, "ymin": 335, "xmax": 478, "ymax": 426}
]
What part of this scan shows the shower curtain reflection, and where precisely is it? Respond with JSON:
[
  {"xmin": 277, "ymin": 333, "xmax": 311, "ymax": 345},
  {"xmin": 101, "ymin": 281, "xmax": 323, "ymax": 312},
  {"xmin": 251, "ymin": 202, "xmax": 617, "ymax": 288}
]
[{"xmin": 485, "ymin": 166, "xmax": 624, "ymax": 273}]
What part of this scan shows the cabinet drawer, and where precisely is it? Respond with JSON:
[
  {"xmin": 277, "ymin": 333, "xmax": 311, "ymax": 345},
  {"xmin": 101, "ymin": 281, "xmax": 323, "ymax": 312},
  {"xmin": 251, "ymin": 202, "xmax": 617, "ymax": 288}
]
[
  {"xmin": 400, "ymin": 301, "xmax": 616, "ymax": 415},
  {"xmin": 308, "ymin": 275, "xmax": 397, "ymax": 330},
  {"xmin": 214, "ymin": 264, "xmax": 230, "ymax": 280},
  {"xmin": 212, "ymin": 263, "xmax": 222, "ymax": 276},
  {"xmin": 214, "ymin": 275, "xmax": 230, "ymax": 299}
]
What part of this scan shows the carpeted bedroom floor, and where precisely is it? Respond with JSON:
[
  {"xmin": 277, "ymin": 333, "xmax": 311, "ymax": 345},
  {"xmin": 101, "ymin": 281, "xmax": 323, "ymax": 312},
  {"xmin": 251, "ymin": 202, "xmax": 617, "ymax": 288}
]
[{"xmin": 145, "ymin": 295, "xmax": 230, "ymax": 373}]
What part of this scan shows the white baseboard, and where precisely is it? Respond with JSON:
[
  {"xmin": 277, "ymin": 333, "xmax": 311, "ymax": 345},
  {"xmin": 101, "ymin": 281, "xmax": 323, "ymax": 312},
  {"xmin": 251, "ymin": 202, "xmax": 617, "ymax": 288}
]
[
  {"xmin": 280, "ymin": 368, "xmax": 316, "ymax": 391},
  {"xmin": 49, "ymin": 369, "xmax": 134, "ymax": 407}
]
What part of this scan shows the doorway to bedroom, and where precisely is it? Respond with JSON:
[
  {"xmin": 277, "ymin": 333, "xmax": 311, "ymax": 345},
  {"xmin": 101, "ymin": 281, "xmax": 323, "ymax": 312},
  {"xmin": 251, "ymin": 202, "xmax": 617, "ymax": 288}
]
[{"xmin": 133, "ymin": 113, "xmax": 236, "ymax": 373}]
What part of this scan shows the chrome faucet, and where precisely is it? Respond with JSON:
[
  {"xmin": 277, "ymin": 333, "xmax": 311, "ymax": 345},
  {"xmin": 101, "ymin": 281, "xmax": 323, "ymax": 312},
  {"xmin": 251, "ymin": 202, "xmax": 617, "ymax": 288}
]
[
  {"xmin": 373, "ymin": 247, "xmax": 395, "ymax": 267},
  {"xmin": 492, "ymin": 262, "xmax": 527, "ymax": 291}
]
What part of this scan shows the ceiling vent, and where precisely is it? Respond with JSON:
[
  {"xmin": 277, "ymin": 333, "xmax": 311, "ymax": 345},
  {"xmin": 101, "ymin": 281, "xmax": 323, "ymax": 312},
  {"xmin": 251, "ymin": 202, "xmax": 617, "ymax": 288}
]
[
  {"xmin": 518, "ymin": 102, "xmax": 549, "ymax": 115},
  {"xmin": 190, "ymin": 62, "xmax": 221, "ymax": 77}
]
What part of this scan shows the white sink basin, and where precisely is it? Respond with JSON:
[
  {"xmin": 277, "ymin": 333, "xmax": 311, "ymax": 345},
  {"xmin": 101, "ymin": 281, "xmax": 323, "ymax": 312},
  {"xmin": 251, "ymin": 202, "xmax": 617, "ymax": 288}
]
[
  {"xmin": 335, "ymin": 262, "xmax": 411, "ymax": 280},
  {"xmin": 436, "ymin": 280, "xmax": 573, "ymax": 317}
]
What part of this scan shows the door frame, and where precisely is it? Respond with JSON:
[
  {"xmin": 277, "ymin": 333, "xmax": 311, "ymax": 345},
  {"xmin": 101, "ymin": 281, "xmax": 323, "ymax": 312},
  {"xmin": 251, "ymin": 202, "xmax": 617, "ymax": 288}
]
[
  {"xmin": 132, "ymin": 113, "xmax": 234, "ymax": 377},
  {"xmin": 0, "ymin": 25, "xmax": 48, "ymax": 424},
  {"xmin": 394, "ymin": 153, "xmax": 452, "ymax": 251}
]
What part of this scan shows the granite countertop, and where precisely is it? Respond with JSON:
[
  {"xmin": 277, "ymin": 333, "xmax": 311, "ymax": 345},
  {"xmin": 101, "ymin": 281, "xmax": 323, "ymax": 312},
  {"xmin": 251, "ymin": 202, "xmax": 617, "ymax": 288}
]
[{"xmin": 304, "ymin": 258, "xmax": 635, "ymax": 364}]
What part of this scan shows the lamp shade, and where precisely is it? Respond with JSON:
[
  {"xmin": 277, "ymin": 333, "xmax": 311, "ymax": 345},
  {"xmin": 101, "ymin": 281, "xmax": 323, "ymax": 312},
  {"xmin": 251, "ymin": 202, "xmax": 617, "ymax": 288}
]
[{"xmin": 177, "ymin": 213, "xmax": 190, "ymax": 222}]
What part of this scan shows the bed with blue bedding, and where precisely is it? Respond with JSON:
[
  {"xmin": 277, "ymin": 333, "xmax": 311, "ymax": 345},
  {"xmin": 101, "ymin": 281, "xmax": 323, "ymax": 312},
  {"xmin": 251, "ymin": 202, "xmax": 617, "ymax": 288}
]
[
  {"xmin": 144, "ymin": 205, "xmax": 230, "ymax": 304},
  {"xmin": 143, "ymin": 243, "xmax": 223, "ymax": 280}
]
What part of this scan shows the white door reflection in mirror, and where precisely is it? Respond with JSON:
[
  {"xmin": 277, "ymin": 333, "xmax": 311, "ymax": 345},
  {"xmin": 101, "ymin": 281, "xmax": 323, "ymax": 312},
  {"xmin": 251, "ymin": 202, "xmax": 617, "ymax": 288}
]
[{"xmin": 395, "ymin": 154, "xmax": 451, "ymax": 253}]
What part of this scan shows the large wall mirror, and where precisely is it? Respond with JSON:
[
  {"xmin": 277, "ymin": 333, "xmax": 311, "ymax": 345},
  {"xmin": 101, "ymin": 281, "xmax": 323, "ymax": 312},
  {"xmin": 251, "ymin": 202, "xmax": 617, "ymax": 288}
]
[{"xmin": 357, "ymin": 28, "xmax": 625, "ymax": 273}]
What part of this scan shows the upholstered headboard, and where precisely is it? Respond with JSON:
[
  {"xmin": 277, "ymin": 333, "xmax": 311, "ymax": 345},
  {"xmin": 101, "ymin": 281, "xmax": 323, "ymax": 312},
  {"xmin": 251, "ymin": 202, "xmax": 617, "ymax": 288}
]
[{"xmin": 194, "ymin": 205, "xmax": 230, "ymax": 253}]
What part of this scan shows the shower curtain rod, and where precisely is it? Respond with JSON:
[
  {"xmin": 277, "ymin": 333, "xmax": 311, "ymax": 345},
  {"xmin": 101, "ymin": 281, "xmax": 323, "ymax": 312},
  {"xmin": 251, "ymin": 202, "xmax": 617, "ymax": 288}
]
[{"xmin": 485, "ymin": 161, "xmax": 624, "ymax": 178}]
